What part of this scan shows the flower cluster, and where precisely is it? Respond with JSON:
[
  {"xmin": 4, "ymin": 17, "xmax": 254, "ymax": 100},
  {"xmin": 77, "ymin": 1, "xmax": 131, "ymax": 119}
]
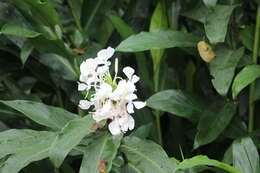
[{"xmin": 78, "ymin": 47, "xmax": 146, "ymax": 135}]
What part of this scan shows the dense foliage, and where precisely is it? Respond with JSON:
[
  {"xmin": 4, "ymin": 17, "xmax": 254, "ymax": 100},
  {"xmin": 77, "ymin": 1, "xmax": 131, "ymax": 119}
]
[{"xmin": 0, "ymin": 0, "xmax": 259, "ymax": 172}]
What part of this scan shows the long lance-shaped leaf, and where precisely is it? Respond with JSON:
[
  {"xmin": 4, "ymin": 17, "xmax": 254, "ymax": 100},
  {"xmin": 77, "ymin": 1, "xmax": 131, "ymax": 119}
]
[
  {"xmin": 116, "ymin": 30, "xmax": 200, "ymax": 52},
  {"xmin": 79, "ymin": 132, "xmax": 122, "ymax": 173},
  {"xmin": 0, "ymin": 130, "xmax": 56, "ymax": 173},
  {"xmin": 0, "ymin": 129, "xmax": 55, "ymax": 159},
  {"xmin": 120, "ymin": 136, "xmax": 178, "ymax": 173},
  {"xmin": 233, "ymin": 137, "xmax": 260, "ymax": 173},
  {"xmin": 232, "ymin": 65, "xmax": 260, "ymax": 99},
  {"xmin": 0, "ymin": 100, "xmax": 78, "ymax": 130},
  {"xmin": 49, "ymin": 115, "xmax": 96, "ymax": 168},
  {"xmin": 194, "ymin": 101, "xmax": 237, "ymax": 149},
  {"xmin": 174, "ymin": 155, "xmax": 241, "ymax": 173},
  {"xmin": 147, "ymin": 89, "xmax": 207, "ymax": 123},
  {"xmin": 1, "ymin": 23, "xmax": 41, "ymax": 38}
]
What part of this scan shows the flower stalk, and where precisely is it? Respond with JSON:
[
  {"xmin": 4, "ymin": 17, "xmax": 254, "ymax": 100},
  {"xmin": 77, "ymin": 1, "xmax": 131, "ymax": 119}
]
[{"xmin": 248, "ymin": 5, "xmax": 260, "ymax": 133}]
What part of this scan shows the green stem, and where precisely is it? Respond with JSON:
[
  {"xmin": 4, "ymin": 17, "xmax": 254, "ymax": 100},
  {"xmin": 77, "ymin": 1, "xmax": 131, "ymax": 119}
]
[
  {"xmin": 67, "ymin": 0, "xmax": 83, "ymax": 32},
  {"xmin": 84, "ymin": 0, "xmax": 103, "ymax": 32},
  {"xmin": 248, "ymin": 5, "xmax": 260, "ymax": 133},
  {"xmin": 231, "ymin": 0, "xmax": 236, "ymax": 50},
  {"xmin": 155, "ymin": 110, "xmax": 163, "ymax": 146},
  {"xmin": 154, "ymin": 66, "xmax": 163, "ymax": 146},
  {"xmin": 56, "ymin": 88, "xmax": 64, "ymax": 108}
]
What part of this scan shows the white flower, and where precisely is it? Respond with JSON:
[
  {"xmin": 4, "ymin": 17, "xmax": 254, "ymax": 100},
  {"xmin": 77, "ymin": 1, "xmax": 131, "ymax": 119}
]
[
  {"xmin": 97, "ymin": 65, "xmax": 109, "ymax": 75},
  {"xmin": 78, "ymin": 46, "xmax": 146, "ymax": 136},
  {"xmin": 126, "ymin": 101, "xmax": 146, "ymax": 114},
  {"xmin": 133, "ymin": 101, "xmax": 146, "ymax": 109},
  {"xmin": 123, "ymin": 66, "xmax": 135, "ymax": 79},
  {"xmin": 95, "ymin": 83, "xmax": 112, "ymax": 100},
  {"xmin": 108, "ymin": 114, "xmax": 135, "ymax": 135},
  {"xmin": 123, "ymin": 66, "xmax": 140, "ymax": 83},
  {"xmin": 119, "ymin": 114, "xmax": 135, "ymax": 132},
  {"xmin": 111, "ymin": 80, "xmax": 136, "ymax": 101},
  {"xmin": 80, "ymin": 58, "xmax": 97, "ymax": 76},
  {"xmin": 78, "ymin": 100, "xmax": 92, "ymax": 110},
  {"xmin": 96, "ymin": 46, "xmax": 115, "ymax": 65},
  {"xmin": 93, "ymin": 100, "xmax": 113, "ymax": 122},
  {"xmin": 108, "ymin": 119, "xmax": 121, "ymax": 135}
]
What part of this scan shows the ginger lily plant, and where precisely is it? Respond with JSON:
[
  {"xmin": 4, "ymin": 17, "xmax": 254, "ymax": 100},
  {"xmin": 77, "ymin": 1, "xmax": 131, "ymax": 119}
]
[{"xmin": 78, "ymin": 47, "xmax": 146, "ymax": 135}]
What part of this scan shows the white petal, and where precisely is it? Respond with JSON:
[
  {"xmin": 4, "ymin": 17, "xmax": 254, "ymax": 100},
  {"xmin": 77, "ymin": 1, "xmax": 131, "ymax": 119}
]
[
  {"xmin": 78, "ymin": 83, "xmax": 88, "ymax": 91},
  {"xmin": 128, "ymin": 115, "xmax": 135, "ymax": 130},
  {"xmin": 80, "ymin": 61, "xmax": 88, "ymax": 75},
  {"xmin": 102, "ymin": 100, "xmax": 112, "ymax": 112},
  {"xmin": 123, "ymin": 66, "xmax": 135, "ymax": 79},
  {"xmin": 97, "ymin": 65, "xmax": 109, "ymax": 75},
  {"xmin": 97, "ymin": 47, "xmax": 115, "ymax": 61},
  {"xmin": 127, "ymin": 103, "xmax": 134, "ymax": 114},
  {"xmin": 78, "ymin": 100, "xmax": 92, "ymax": 110},
  {"xmin": 125, "ymin": 94, "xmax": 137, "ymax": 101},
  {"xmin": 132, "ymin": 75, "xmax": 140, "ymax": 83},
  {"xmin": 108, "ymin": 120, "xmax": 121, "ymax": 135},
  {"xmin": 133, "ymin": 101, "xmax": 146, "ymax": 109}
]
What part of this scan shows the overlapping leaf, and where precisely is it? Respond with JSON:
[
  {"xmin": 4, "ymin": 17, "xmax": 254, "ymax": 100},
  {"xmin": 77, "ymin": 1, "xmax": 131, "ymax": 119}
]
[
  {"xmin": 79, "ymin": 132, "xmax": 122, "ymax": 173},
  {"xmin": 49, "ymin": 115, "xmax": 96, "ymax": 168},
  {"xmin": 120, "ymin": 136, "xmax": 179, "ymax": 173},
  {"xmin": 233, "ymin": 137, "xmax": 260, "ymax": 173},
  {"xmin": 147, "ymin": 89, "xmax": 207, "ymax": 122},
  {"xmin": 0, "ymin": 100, "xmax": 78, "ymax": 130}
]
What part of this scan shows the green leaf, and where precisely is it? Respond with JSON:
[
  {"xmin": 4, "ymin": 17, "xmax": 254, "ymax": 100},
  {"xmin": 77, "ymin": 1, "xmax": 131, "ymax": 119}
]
[
  {"xmin": 210, "ymin": 47, "xmax": 244, "ymax": 96},
  {"xmin": 181, "ymin": 2, "xmax": 207, "ymax": 23},
  {"xmin": 232, "ymin": 137, "xmax": 260, "ymax": 173},
  {"xmin": 203, "ymin": 0, "xmax": 217, "ymax": 8},
  {"xmin": 1, "ymin": 23, "xmax": 41, "ymax": 38},
  {"xmin": 174, "ymin": 155, "xmax": 241, "ymax": 173},
  {"xmin": 79, "ymin": 132, "xmax": 122, "ymax": 173},
  {"xmin": 29, "ymin": 36, "xmax": 76, "ymax": 59},
  {"xmin": 204, "ymin": 5, "xmax": 235, "ymax": 44},
  {"xmin": 149, "ymin": 1, "xmax": 168, "ymax": 85},
  {"xmin": 7, "ymin": 0, "xmax": 61, "ymax": 29},
  {"xmin": 130, "ymin": 123, "xmax": 152, "ymax": 139},
  {"xmin": 108, "ymin": 14, "xmax": 152, "ymax": 89},
  {"xmin": 116, "ymin": 30, "xmax": 200, "ymax": 52},
  {"xmin": 20, "ymin": 40, "xmax": 34, "ymax": 65},
  {"xmin": 0, "ymin": 100, "xmax": 78, "ymax": 130},
  {"xmin": 49, "ymin": 115, "xmax": 96, "ymax": 168},
  {"xmin": 108, "ymin": 15, "xmax": 133, "ymax": 38},
  {"xmin": 232, "ymin": 65, "xmax": 260, "ymax": 99},
  {"xmin": 94, "ymin": 16, "xmax": 114, "ymax": 47},
  {"xmin": 38, "ymin": 54, "xmax": 77, "ymax": 81},
  {"xmin": 147, "ymin": 90, "xmax": 207, "ymax": 122},
  {"xmin": 0, "ymin": 129, "xmax": 55, "ymax": 159},
  {"xmin": 120, "ymin": 136, "xmax": 178, "ymax": 173},
  {"xmin": 194, "ymin": 102, "xmax": 237, "ymax": 149},
  {"xmin": 0, "ymin": 130, "xmax": 56, "ymax": 173}
]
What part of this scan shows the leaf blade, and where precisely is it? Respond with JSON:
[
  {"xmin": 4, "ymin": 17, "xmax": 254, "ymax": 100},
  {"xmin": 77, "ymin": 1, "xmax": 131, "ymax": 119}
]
[
  {"xmin": 0, "ymin": 100, "xmax": 78, "ymax": 130},
  {"xmin": 49, "ymin": 115, "xmax": 96, "ymax": 168},
  {"xmin": 116, "ymin": 30, "xmax": 200, "ymax": 52},
  {"xmin": 232, "ymin": 65, "xmax": 260, "ymax": 99}
]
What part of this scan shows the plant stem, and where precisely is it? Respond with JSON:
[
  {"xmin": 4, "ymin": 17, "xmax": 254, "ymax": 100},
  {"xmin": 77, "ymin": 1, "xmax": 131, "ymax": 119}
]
[
  {"xmin": 155, "ymin": 109, "xmax": 163, "ymax": 146},
  {"xmin": 56, "ymin": 88, "xmax": 64, "ymax": 108},
  {"xmin": 84, "ymin": 0, "xmax": 103, "ymax": 32},
  {"xmin": 231, "ymin": 0, "xmax": 236, "ymax": 50},
  {"xmin": 248, "ymin": 5, "xmax": 260, "ymax": 133},
  {"xmin": 154, "ymin": 66, "xmax": 163, "ymax": 146},
  {"xmin": 67, "ymin": 0, "xmax": 83, "ymax": 32}
]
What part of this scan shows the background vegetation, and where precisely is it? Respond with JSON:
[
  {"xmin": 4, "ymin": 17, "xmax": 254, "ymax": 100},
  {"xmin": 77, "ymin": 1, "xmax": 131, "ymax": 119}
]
[{"xmin": 0, "ymin": 0, "xmax": 259, "ymax": 172}]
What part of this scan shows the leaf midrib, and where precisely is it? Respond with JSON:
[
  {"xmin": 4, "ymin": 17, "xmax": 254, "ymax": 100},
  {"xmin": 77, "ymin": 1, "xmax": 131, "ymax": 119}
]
[{"xmin": 121, "ymin": 144, "xmax": 167, "ymax": 173}]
